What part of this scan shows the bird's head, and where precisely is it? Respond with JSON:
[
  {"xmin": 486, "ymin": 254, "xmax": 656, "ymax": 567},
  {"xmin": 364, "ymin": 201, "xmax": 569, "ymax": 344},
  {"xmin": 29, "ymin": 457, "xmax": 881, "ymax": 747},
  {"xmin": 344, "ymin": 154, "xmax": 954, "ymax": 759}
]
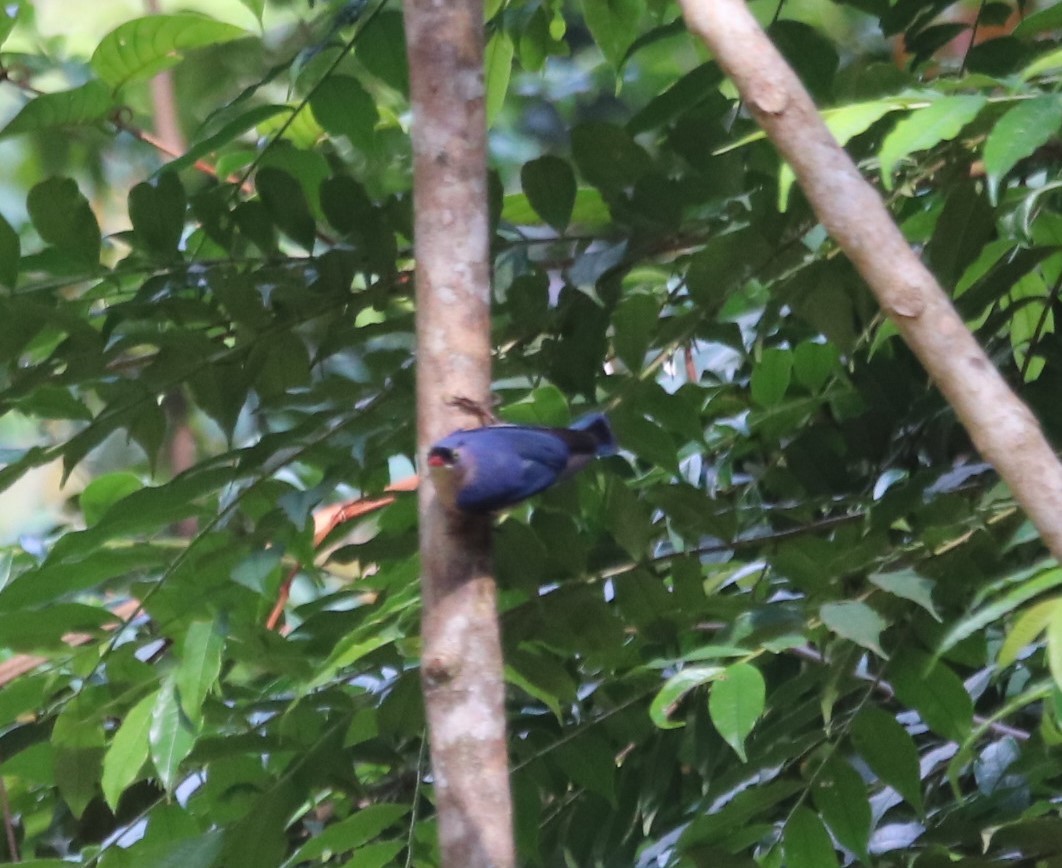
[{"xmin": 426, "ymin": 443, "xmax": 466, "ymax": 508}]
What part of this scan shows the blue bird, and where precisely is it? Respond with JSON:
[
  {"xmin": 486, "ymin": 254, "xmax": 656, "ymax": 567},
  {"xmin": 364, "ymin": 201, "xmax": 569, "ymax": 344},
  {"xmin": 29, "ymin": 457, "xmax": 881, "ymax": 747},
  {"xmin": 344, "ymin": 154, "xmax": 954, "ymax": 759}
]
[{"xmin": 427, "ymin": 414, "xmax": 614, "ymax": 513}]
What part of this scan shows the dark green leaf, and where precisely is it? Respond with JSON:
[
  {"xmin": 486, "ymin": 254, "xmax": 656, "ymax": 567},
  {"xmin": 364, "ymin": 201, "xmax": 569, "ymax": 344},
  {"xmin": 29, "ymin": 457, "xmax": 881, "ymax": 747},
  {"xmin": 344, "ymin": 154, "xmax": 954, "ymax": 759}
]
[
  {"xmin": 751, "ymin": 347, "xmax": 793, "ymax": 407},
  {"xmin": 0, "ymin": 80, "xmax": 114, "ymax": 139},
  {"xmin": 784, "ymin": 807, "xmax": 839, "ymax": 868},
  {"xmin": 521, "ymin": 155, "xmax": 576, "ymax": 232},
  {"xmin": 128, "ymin": 172, "xmax": 186, "ymax": 259},
  {"xmin": 288, "ymin": 804, "xmax": 409, "ymax": 861},
  {"xmin": 162, "ymin": 104, "xmax": 291, "ymax": 175},
  {"xmin": 612, "ymin": 291, "xmax": 658, "ymax": 371},
  {"xmin": 889, "ymin": 648, "xmax": 973, "ymax": 742},
  {"xmin": 0, "ymin": 211, "xmax": 18, "ymax": 288},
  {"xmin": 255, "ymin": 167, "xmax": 316, "ymax": 252},
  {"xmin": 310, "ymin": 75, "xmax": 378, "ymax": 150},
  {"xmin": 27, "ymin": 176, "xmax": 101, "ymax": 266},
  {"xmin": 356, "ymin": 11, "xmax": 409, "ymax": 94},
  {"xmin": 581, "ymin": 0, "xmax": 645, "ymax": 67},
  {"xmin": 811, "ymin": 757, "xmax": 871, "ymax": 861},
  {"xmin": 984, "ymin": 96, "xmax": 1062, "ymax": 201},
  {"xmin": 571, "ymin": 122, "xmax": 651, "ymax": 194},
  {"xmin": 851, "ymin": 707, "xmax": 924, "ymax": 813}
]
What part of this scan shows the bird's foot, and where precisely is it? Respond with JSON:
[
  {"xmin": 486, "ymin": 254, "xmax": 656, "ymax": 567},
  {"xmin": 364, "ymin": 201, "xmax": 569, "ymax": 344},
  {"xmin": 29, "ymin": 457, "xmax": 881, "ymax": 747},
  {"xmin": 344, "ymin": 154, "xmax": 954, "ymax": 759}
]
[{"xmin": 447, "ymin": 395, "xmax": 501, "ymax": 427}]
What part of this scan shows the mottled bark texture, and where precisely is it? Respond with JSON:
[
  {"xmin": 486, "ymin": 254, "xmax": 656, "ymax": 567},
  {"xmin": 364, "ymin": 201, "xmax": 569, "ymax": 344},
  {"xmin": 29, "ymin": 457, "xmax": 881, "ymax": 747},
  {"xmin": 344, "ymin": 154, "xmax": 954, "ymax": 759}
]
[
  {"xmin": 404, "ymin": 0, "xmax": 515, "ymax": 865},
  {"xmin": 679, "ymin": 0, "xmax": 1062, "ymax": 562}
]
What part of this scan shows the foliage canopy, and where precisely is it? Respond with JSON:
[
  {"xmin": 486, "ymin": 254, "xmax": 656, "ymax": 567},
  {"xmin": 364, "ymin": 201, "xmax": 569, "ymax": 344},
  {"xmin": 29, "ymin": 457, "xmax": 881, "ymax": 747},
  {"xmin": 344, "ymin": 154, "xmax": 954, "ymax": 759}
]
[{"xmin": 2, "ymin": 0, "xmax": 1062, "ymax": 865}]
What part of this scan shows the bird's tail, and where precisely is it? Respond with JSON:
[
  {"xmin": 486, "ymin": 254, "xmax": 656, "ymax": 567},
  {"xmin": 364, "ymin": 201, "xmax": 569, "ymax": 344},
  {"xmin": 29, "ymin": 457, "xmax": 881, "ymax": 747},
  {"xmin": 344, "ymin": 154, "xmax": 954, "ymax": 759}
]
[{"xmin": 570, "ymin": 413, "xmax": 616, "ymax": 456}]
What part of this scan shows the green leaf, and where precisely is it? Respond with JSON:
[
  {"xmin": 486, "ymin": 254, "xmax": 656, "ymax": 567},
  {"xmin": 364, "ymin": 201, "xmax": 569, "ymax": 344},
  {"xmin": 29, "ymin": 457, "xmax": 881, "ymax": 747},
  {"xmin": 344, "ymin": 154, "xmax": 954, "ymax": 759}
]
[
  {"xmin": 0, "ymin": 1, "xmax": 20, "ymax": 49},
  {"xmin": 0, "ymin": 544, "xmax": 169, "ymax": 611},
  {"xmin": 0, "ymin": 80, "xmax": 114, "ymax": 139},
  {"xmin": 779, "ymin": 99, "xmax": 907, "ymax": 208},
  {"xmin": 27, "ymin": 176, "xmax": 102, "ymax": 266},
  {"xmin": 889, "ymin": 648, "xmax": 972, "ymax": 742},
  {"xmin": 602, "ymin": 477, "xmax": 652, "ymax": 559},
  {"xmin": 1047, "ymin": 610, "xmax": 1062, "ymax": 693},
  {"xmin": 101, "ymin": 691, "xmax": 156, "ymax": 810},
  {"xmin": 1015, "ymin": 2, "xmax": 1062, "ymax": 35},
  {"xmin": 176, "ymin": 620, "xmax": 225, "ymax": 724},
  {"xmin": 285, "ymin": 804, "xmax": 409, "ymax": 864},
  {"xmin": 521, "ymin": 155, "xmax": 576, "ymax": 232},
  {"xmin": 80, "ymin": 471, "xmax": 143, "ymax": 526},
  {"xmin": 0, "ymin": 211, "xmax": 19, "ymax": 289},
  {"xmin": 55, "ymin": 746, "xmax": 102, "ymax": 819},
  {"xmin": 750, "ymin": 347, "xmax": 793, "ymax": 407},
  {"xmin": 811, "ymin": 757, "xmax": 871, "ymax": 861},
  {"xmin": 819, "ymin": 600, "xmax": 887, "ymax": 657},
  {"xmin": 1021, "ymin": 46, "xmax": 1062, "ymax": 80},
  {"xmin": 879, "ymin": 95, "xmax": 987, "ymax": 189},
  {"xmin": 612, "ymin": 292, "xmax": 659, "ymax": 371},
  {"xmin": 792, "ymin": 341, "xmax": 839, "ymax": 392},
  {"xmin": 937, "ymin": 566, "xmax": 1062, "ymax": 658},
  {"xmin": 708, "ymin": 662, "xmax": 765, "ymax": 761},
  {"xmin": 237, "ymin": 0, "xmax": 265, "ymax": 23},
  {"xmin": 571, "ymin": 121, "xmax": 651, "ymax": 194},
  {"xmin": 163, "ymin": 104, "xmax": 290, "ymax": 175},
  {"xmin": 502, "ymin": 187, "xmax": 610, "ymax": 228},
  {"xmin": 581, "ymin": 0, "xmax": 646, "ymax": 68},
  {"xmin": 984, "ymin": 96, "xmax": 1062, "ymax": 202},
  {"xmin": 356, "ymin": 11, "xmax": 408, "ymax": 94},
  {"xmin": 505, "ymin": 647, "xmax": 577, "ymax": 720},
  {"xmin": 485, "ymin": 29, "xmax": 514, "ymax": 128},
  {"xmin": 628, "ymin": 62, "xmax": 722, "ymax": 134},
  {"xmin": 91, "ymin": 14, "xmax": 247, "ymax": 91},
  {"xmin": 334, "ymin": 841, "xmax": 404, "ymax": 868},
  {"xmin": 784, "ymin": 807, "xmax": 839, "ymax": 868},
  {"xmin": 870, "ymin": 569, "xmax": 941, "ymax": 620},
  {"xmin": 554, "ymin": 736, "xmax": 617, "ymax": 804},
  {"xmin": 150, "ymin": 676, "xmax": 199, "ymax": 792},
  {"xmin": 255, "ymin": 167, "xmax": 316, "ymax": 252},
  {"xmin": 128, "ymin": 172, "xmax": 186, "ymax": 259},
  {"xmin": 52, "ymin": 696, "xmax": 104, "ymax": 818},
  {"xmin": 649, "ymin": 665, "xmax": 725, "ymax": 729},
  {"xmin": 0, "ymin": 605, "xmax": 116, "ymax": 651},
  {"xmin": 310, "ymin": 75, "xmax": 377, "ymax": 150},
  {"xmin": 851, "ymin": 707, "xmax": 924, "ymax": 813},
  {"xmin": 609, "ymin": 405, "xmax": 679, "ymax": 473},
  {"xmin": 998, "ymin": 596, "xmax": 1061, "ymax": 667}
]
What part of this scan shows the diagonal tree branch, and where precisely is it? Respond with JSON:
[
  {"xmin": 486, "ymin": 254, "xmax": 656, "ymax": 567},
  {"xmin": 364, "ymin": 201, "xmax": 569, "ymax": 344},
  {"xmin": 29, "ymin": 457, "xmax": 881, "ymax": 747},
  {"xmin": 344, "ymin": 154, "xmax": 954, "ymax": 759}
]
[
  {"xmin": 678, "ymin": 0, "xmax": 1062, "ymax": 564},
  {"xmin": 404, "ymin": 0, "xmax": 515, "ymax": 865}
]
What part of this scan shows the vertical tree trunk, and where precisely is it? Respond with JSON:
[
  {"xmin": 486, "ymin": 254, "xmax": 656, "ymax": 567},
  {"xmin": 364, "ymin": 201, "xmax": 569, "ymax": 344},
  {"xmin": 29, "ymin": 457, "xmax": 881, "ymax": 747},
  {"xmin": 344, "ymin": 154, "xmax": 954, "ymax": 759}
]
[{"xmin": 404, "ymin": 1, "xmax": 516, "ymax": 865}]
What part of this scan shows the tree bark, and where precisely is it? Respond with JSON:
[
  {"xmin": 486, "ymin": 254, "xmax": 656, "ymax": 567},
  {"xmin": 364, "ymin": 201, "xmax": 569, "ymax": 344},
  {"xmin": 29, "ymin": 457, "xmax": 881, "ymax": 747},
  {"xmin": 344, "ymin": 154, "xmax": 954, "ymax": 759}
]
[
  {"xmin": 404, "ymin": 1, "xmax": 515, "ymax": 866},
  {"xmin": 679, "ymin": 0, "xmax": 1062, "ymax": 562}
]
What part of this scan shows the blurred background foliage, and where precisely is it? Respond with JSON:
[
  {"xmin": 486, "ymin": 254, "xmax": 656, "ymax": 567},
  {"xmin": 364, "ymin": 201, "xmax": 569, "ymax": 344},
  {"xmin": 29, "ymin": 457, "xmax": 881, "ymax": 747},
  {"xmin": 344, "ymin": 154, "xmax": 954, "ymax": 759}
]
[{"xmin": 2, "ymin": 0, "xmax": 1062, "ymax": 864}]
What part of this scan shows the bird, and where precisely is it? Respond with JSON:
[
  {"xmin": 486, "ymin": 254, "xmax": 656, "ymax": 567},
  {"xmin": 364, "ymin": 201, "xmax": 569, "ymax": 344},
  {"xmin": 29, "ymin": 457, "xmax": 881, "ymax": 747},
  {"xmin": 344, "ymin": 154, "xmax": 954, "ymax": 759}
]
[{"xmin": 426, "ymin": 413, "xmax": 615, "ymax": 513}]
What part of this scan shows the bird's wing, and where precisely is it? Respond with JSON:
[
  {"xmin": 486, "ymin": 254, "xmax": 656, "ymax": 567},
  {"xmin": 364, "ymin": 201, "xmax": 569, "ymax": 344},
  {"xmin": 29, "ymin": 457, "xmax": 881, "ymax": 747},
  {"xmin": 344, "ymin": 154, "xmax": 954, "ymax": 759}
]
[{"xmin": 455, "ymin": 428, "xmax": 571, "ymax": 512}]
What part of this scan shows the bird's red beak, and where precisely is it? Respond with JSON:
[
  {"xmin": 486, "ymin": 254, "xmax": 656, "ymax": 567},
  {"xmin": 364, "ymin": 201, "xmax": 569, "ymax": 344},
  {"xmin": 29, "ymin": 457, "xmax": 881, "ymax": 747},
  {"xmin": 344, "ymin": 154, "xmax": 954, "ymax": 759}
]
[{"xmin": 427, "ymin": 454, "xmax": 446, "ymax": 467}]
